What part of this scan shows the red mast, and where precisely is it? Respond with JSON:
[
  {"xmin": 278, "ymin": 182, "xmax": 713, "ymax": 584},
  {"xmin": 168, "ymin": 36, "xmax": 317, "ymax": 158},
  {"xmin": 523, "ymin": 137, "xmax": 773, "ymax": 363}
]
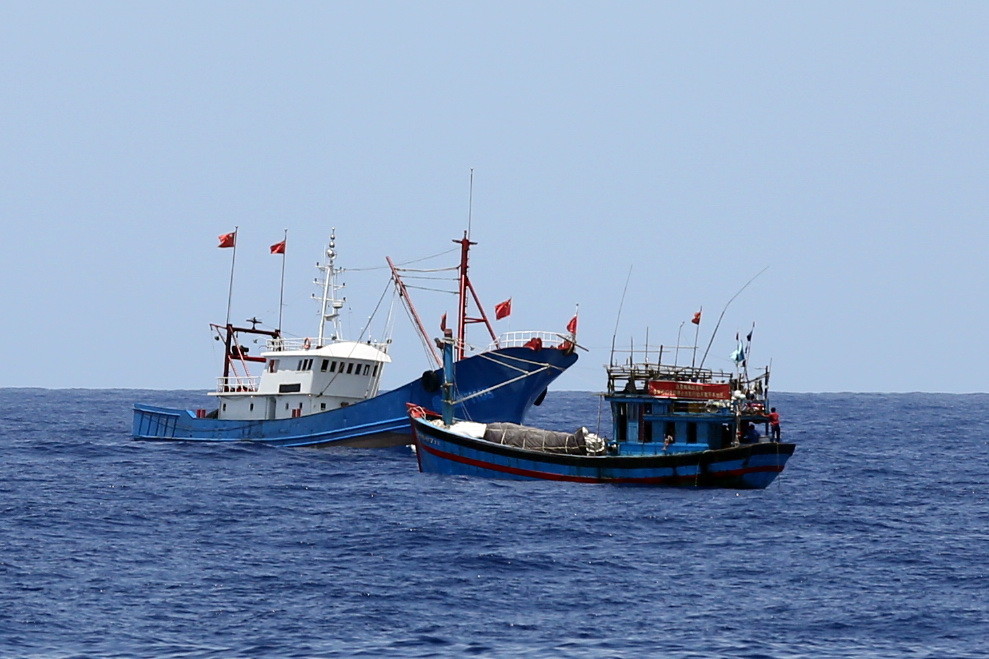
[
  {"xmin": 389, "ymin": 232, "xmax": 500, "ymax": 366},
  {"xmin": 454, "ymin": 232, "xmax": 499, "ymax": 361}
]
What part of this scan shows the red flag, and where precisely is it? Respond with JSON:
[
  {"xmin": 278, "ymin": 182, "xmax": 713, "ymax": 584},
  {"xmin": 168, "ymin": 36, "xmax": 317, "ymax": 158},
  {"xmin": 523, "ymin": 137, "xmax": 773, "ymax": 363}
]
[
  {"xmin": 269, "ymin": 240, "xmax": 286, "ymax": 254},
  {"xmin": 440, "ymin": 313, "xmax": 447, "ymax": 332},
  {"xmin": 691, "ymin": 310, "xmax": 702, "ymax": 325},
  {"xmin": 566, "ymin": 315, "xmax": 578, "ymax": 335},
  {"xmin": 218, "ymin": 232, "xmax": 236, "ymax": 248},
  {"xmin": 495, "ymin": 298, "xmax": 512, "ymax": 320}
]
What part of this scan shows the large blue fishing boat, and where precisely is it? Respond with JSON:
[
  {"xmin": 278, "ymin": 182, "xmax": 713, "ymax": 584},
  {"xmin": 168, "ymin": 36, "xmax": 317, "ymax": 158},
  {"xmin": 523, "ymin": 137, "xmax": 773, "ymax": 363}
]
[
  {"xmin": 133, "ymin": 232, "xmax": 577, "ymax": 447},
  {"xmin": 411, "ymin": 329, "xmax": 794, "ymax": 488}
]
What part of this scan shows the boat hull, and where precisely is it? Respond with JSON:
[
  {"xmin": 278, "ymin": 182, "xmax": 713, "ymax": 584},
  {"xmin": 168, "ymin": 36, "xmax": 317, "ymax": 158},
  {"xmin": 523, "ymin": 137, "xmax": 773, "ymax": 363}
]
[
  {"xmin": 411, "ymin": 416, "xmax": 795, "ymax": 489},
  {"xmin": 133, "ymin": 347, "xmax": 577, "ymax": 447}
]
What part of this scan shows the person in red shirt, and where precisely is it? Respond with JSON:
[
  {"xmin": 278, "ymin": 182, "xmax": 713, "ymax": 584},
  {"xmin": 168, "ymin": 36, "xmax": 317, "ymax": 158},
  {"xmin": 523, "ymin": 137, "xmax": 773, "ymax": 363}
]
[{"xmin": 768, "ymin": 407, "xmax": 781, "ymax": 441}]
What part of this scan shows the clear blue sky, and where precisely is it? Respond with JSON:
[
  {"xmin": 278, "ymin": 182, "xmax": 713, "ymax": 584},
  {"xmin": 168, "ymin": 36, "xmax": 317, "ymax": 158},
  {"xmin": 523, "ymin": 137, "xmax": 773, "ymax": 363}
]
[{"xmin": 3, "ymin": 2, "xmax": 987, "ymax": 393}]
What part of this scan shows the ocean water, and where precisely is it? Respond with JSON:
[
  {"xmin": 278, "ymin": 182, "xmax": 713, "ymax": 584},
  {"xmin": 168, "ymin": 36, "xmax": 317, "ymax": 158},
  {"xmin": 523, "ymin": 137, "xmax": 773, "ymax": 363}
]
[{"xmin": 1, "ymin": 389, "xmax": 987, "ymax": 658}]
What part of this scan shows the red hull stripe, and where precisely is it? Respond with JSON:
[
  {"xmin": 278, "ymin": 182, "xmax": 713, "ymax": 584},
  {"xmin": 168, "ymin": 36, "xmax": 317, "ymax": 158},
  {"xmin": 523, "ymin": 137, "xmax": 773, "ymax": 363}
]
[{"xmin": 419, "ymin": 443, "xmax": 783, "ymax": 484}]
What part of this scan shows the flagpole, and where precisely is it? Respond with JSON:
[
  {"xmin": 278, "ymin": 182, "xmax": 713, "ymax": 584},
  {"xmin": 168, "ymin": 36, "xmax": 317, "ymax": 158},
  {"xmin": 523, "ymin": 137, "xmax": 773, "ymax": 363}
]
[
  {"xmin": 277, "ymin": 228, "xmax": 287, "ymax": 333},
  {"xmin": 691, "ymin": 306, "xmax": 702, "ymax": 369},
  {"xmin": 225, "ymin": 226, "xmax": 238, "ymax": 328},
  {"xmin": 744, "ymin": 322, "xmax": 754, "ymax": 382}
]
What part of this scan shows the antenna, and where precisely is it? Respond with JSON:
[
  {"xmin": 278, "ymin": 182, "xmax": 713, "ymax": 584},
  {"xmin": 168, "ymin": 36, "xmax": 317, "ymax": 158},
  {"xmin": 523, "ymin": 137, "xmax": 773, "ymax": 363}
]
[
  {"xmin": 467, "ymin": 168, "xmax": 474, "ymax": 239},
  {"xmin": 314, "ymin": 229, "xmax": 346, "ymax": 346}
]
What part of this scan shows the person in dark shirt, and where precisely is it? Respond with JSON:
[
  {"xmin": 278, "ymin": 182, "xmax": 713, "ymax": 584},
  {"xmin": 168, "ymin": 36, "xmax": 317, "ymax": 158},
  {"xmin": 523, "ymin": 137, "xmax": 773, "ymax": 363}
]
[{"xmin": 741, "ymin": 422, "xmax": 760, "ymax": 444}]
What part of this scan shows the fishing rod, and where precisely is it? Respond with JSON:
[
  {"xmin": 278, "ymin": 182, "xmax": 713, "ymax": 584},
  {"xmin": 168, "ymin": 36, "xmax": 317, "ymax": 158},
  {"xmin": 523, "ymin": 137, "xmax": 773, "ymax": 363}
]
[{"xmin": 698, "ymin": 265, "xmax": 769, "ymax": 370}]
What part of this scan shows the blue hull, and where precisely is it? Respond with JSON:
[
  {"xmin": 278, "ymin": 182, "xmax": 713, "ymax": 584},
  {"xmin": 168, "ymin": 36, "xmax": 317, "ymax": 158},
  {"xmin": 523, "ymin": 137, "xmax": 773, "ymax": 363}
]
[
  {"xmin": 412, "ymin": 416, "xmax": 794, "ymax": 489},
  {"xmin": 133, "ymin": 347, "xmax": 577, "ymax": 447}
]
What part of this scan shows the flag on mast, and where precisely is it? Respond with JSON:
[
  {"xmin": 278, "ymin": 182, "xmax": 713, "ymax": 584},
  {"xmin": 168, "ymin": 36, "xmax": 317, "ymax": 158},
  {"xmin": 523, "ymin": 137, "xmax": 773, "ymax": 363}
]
[
  {"xmin": 566, "ymin": 315, "xmax": 578, "ymax": 335},
  {"xmin": 730, "ymin": 332, "xmax": 746, "ymax": 365},
  {"xmin": 494, "ymin": 298, "xmax": 512, "ymax": 320},
  {"xmin": 219, "ymin": 228, "xmax": 239, "ymax": 327},
  {"xmin": 691, "ymin": 310, "xmax": 702, "ymax": 325},
  {"xmin": 270, "ymin": 239, "xmax": 286, "ymax": 254}
]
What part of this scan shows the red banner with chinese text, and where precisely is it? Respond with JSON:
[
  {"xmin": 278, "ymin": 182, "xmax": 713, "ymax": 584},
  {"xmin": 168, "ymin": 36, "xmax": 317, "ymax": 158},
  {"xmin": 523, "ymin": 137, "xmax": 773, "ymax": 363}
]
[{"xmin": 646, "ymin": 380, "xmax": 731, "ymax": 400}]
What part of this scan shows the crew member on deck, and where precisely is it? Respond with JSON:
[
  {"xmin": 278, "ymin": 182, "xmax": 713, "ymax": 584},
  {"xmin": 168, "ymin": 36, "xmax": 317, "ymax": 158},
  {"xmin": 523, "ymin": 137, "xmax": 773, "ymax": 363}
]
[
  {"xmin": 740, "ymin": 422, "xmax": 760, "ymax": 444},
  {"xmin": 768, "ymin": 407, "xmax": 781, "ymax": 441}
]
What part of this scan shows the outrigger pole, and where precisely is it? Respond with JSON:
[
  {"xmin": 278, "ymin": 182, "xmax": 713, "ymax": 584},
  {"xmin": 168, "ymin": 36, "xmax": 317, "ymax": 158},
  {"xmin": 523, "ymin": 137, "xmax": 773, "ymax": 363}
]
[
  {"xmin": 609, "ymin": 265, "xmax": 633, "ymax": 367},
  {"xmin": 674, "ymin": 321, "xmax": 684, "ymax": 367},
  {"xmin": 387, "ymin": 256, "xmax": 441, "ymax": 368},
  {"xmin": 698, "ymin": 265, "xmax": 768, "ymax": 370}
]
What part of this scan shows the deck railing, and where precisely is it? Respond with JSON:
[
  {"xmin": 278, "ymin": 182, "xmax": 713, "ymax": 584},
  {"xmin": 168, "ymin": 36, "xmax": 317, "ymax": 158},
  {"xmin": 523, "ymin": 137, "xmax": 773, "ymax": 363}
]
[
  {"xmin": 265, "ymin": 337, "xmax": 390, "ymax": 352},
  {"xmin": 215, "ymin": 376, "xmax": 260, "ymax": 393},
  {"xmin": 266, "ymin": 337, "xmax": 311, "ymax": 351},
  {"xmin": 487, "ymin": 331, "xmax": 570, "ymax": 350},
  {"xmin": 606, "ymin": 358, "xmax": 770, "ymax": 401}
]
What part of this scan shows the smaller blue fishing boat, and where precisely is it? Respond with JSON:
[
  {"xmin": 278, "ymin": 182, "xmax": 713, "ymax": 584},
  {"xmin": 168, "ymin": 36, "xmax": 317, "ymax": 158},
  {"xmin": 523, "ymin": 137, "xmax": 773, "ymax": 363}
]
[{"xmin": 410, "ymin": 329, "xmax": 794, "ymax": 488}]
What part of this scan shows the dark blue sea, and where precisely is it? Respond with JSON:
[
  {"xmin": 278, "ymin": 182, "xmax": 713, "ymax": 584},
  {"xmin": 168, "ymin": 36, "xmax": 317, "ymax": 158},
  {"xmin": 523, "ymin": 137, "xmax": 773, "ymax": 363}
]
[{"xmin": 2, "ymin": 389, "xmax": 987, "ymax": 658}]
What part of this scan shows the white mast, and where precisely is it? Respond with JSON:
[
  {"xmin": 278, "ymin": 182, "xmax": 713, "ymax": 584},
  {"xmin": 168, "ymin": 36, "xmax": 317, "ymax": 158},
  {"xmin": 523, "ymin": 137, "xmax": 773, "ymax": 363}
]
[{"xmin": 313, "ymin": 229, "xmax": 345, "ymax": 346}]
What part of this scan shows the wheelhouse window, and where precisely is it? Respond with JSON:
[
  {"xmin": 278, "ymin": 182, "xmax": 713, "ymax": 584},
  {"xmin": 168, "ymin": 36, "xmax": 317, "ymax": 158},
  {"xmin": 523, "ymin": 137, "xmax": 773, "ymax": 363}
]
[
  {"xmin": 321, "ymin": 359, "xmax": 329, "ymax": 372},
  {"xmin": 346, "ymin": 363, "xmax": 354, "ymax": 374},
  {"xmin": 268, "ymin": 360, "xmax": 278, "ymax": 373}
]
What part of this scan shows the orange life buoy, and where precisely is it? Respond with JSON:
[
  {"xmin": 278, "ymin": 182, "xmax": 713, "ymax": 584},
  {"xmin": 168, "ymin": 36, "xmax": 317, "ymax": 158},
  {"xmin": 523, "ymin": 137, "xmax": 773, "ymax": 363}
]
[{"xmin": 303, "ymin": 337, "xmax": 311, "ymax": 350}]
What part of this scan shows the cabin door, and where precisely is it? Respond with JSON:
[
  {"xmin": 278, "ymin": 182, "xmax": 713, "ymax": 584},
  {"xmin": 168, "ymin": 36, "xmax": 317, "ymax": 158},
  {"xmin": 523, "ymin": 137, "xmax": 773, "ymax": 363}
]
[{"xmin": 266, "ymin": 397, "xmax": 277, "ymax": 420}]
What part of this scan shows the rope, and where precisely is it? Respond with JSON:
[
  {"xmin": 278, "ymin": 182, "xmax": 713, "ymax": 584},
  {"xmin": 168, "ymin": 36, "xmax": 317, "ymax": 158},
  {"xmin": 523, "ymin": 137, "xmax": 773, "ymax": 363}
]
[
  {"xmin": 474, "ymin": 349, "xmax": 570, "ymax": 373},
  {"xmin": 452, "ymin": 365, "xmax": 552, "ymax": 405}
]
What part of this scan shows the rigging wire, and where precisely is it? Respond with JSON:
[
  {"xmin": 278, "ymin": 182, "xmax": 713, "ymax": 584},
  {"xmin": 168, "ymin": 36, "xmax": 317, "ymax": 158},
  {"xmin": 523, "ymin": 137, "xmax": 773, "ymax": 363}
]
[
  {"xmin": 354, "ymin": 278, "xmax": 394, "ymax": 344},
  {"xmin": 396, "ymin": 274, "xmax": 458, "ymax": 282},
  {"xmin": 342, "ymin": 247, "xmax": 459, "ymax": 272},
  {"xmin": 404, "ymin": 285, "xmax": 458, "ymax": 295}
]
